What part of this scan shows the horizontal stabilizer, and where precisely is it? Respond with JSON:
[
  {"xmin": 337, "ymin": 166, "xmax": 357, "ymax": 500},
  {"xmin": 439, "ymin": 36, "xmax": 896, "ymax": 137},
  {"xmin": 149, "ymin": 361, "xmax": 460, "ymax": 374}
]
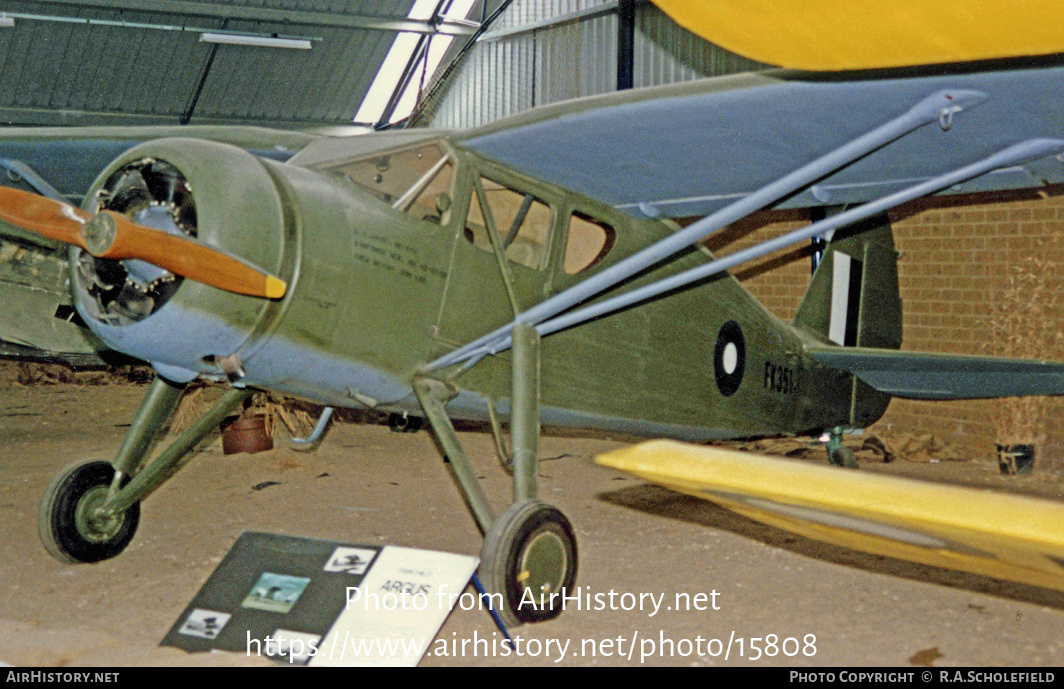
[
  {"xmin": 807, "ymin": 346, "xmax": 1064, "ymax": 400},
  {"xmin": 596, "ymin": 441, "xmax": 1064, "ymax": 593}
]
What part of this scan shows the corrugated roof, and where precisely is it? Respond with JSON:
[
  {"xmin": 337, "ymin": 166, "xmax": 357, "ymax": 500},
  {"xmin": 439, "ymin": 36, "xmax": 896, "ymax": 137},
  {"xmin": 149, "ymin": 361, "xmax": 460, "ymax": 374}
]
[{"xmin": 0, "ymin": 0, "xmax": 478, "ymax": 128}]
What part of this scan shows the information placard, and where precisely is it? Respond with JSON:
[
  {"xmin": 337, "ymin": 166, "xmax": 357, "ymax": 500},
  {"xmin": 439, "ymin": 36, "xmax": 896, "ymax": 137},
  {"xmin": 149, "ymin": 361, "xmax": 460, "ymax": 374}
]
[{"xmin": 161, "ymin": 532, "xmax": 478, "ymax": 666}]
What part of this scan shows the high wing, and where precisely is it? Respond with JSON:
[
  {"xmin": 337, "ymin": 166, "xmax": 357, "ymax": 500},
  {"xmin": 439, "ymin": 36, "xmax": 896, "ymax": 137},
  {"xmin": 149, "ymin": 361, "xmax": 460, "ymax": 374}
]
[
  {"xmin": 454, "ymin": 63, "xmax": 1064, "ymax": 219},
  {"xmin": 597, "ymin": 441, "xmax": 1064, "ymax": 593}
]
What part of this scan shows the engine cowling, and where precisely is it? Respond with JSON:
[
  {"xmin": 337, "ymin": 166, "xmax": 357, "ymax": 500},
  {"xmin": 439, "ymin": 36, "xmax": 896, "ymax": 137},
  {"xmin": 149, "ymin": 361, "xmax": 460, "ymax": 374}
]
[
  {"xmin": 67, "ymin": 136, "xmax": 433, "ymax": 410},
  {"xmin": 73, "ymin": 137, "xmax": 294, "ymax": 383}
]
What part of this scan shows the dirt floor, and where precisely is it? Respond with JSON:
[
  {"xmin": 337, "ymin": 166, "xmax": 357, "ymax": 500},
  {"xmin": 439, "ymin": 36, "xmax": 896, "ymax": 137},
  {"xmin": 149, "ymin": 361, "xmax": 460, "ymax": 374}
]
[{"xmin": 3, "ymin": 378, "xmax": 1064, "ymax": 667}]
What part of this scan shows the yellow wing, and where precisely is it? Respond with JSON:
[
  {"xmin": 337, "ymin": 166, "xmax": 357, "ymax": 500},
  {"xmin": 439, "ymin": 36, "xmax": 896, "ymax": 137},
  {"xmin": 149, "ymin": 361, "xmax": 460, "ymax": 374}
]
[
  {"xmin": 651, "ymin": 0, "xmax": 1064, "ymax": 70},
  {"xmin": 597, "ymin": 440, "xmax": 1064, "ymax": 592}
]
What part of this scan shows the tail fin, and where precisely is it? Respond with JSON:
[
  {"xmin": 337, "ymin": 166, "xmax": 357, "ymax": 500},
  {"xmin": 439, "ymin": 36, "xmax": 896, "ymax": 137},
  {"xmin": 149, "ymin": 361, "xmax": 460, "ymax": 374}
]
[
  {"xmin": 793, "ymin": 212, "xmax": 902, "ymax": 350},
  {"xmin": 792, "ymin": 212, "xmax": 902, "ymax": 428}
]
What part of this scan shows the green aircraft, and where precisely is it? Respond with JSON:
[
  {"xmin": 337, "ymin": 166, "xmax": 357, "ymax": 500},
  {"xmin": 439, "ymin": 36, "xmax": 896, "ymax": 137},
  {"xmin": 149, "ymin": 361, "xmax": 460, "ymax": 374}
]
[{"xmin": 7, "ymin": 56, "xmax": 1064, "ymax": 628}]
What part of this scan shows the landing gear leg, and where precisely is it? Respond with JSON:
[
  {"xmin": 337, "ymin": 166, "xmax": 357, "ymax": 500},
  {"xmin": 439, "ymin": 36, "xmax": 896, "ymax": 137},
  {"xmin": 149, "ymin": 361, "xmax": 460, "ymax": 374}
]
[
  {"xmin": 417, "ymin": 323, "xmax": 577, "ymax": 627},
  {"xmin": 414, "ymin": 378, "xmax": 495, "ymax": 534},
  {"xmin": 826, "ymin": 426, "xmax": 858, "ymax": 468},
  {"xmin": 38, "ymin": 376, "xmax": 252, "ymax": 563}
]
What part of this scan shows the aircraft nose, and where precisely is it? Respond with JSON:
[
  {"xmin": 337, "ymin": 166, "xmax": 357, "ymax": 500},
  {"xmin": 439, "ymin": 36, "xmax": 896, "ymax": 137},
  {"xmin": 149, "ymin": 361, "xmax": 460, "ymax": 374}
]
[{"xmin": 0, "ymin": 184, "xmax": 285, "ymax": 299}]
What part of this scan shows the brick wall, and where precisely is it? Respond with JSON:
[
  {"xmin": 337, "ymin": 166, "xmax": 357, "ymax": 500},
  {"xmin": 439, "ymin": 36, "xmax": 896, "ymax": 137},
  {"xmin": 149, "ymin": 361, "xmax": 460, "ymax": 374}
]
[{"xmin": 711, "ymin": 190, "xmax": 1064, "ymax": 467}]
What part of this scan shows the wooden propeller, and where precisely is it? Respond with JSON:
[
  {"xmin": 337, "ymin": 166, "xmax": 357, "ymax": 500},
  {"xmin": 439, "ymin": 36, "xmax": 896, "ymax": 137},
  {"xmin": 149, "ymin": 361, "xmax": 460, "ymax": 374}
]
[{"xmin": 0, "ymin": 186, "xmax": 286, "ymax": 299}]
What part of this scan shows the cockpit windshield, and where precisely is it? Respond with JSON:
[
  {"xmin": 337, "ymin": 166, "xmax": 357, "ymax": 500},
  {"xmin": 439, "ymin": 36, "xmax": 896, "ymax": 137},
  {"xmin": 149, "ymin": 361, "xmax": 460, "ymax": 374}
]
[{"xmin": 315, "ymin": 143, "xmax": 453, "ymax": 224}]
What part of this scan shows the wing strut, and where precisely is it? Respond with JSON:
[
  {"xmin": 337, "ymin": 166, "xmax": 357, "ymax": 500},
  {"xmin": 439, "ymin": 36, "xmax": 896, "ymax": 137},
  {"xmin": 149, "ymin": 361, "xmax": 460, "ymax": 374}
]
[
  {"xmin": 537, "ymin": 137, "xmax": 1064, "ymax": 338},
  {"xmin": 426, "ymin": 89, "xmax": 985, "ymax": 372},
  {"xmin": 0, "ymin": 159, "xmax": 67, "ymax": 202}
]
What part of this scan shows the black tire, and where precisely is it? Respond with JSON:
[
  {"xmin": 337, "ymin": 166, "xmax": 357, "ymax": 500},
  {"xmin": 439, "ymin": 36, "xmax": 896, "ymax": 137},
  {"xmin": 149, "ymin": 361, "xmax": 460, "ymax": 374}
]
[
  {"xmin": 39, "ymin": 459, "xmax": 140, "ymax": 564},
  {"xmin": 479, "ymin": 500, "xmax": 577, "ymax": 627}
]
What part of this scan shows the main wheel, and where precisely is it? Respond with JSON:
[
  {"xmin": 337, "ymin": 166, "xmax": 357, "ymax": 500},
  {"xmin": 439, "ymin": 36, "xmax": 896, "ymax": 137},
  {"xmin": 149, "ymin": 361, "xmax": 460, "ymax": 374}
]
[
  {"xmin": 39, "ymin": 459, "xmax": 140, "ymax": 564},
  {"xmin": 479, "ymin": 500, "xmax": 577, "ymax": 627}
]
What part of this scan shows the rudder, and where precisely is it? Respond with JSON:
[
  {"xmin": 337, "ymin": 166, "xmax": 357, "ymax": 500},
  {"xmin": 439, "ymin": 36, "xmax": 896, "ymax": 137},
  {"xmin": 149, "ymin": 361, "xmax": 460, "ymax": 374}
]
[{"xmin": 792, "ymin": 212, "xmax": 902, "ymax": 426}]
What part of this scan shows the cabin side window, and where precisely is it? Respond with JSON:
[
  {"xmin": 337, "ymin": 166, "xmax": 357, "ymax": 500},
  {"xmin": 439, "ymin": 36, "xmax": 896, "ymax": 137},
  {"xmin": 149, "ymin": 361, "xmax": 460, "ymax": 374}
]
[
  {"xmin": 464, "ymin": 177, "xmax": 552, "ymax": 271},
  {"xmin": 564, "ymin": 211, "xmax": 616, "ymax": 274}
]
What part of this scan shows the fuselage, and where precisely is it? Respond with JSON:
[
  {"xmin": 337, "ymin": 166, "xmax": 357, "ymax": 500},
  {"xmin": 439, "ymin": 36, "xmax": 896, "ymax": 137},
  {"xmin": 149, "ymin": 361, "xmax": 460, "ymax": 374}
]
[{"xmin": 70, "ymin": 130, "xmax": 862, "ymax": 442}]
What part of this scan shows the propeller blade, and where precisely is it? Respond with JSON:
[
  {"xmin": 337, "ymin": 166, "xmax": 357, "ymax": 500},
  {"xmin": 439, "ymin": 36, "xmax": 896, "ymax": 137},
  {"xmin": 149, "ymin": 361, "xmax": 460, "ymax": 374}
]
[
  {"xmin": 0, "ymin": 185, "xmax": 92, "ymax": 247},
  {"xmin": 83, "ymin": 211, "xmax": 288, "ymax": 299},
  {"xmin": 0, "ymin": 187, "xmax": 286, "ymax": 299}
]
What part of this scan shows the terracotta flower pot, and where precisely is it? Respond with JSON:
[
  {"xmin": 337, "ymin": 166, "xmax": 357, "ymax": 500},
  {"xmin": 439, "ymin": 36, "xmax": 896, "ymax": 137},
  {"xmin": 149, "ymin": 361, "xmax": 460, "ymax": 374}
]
[{"xmin": 221, "ymin": 413, "xmax": 273, "ymax": 455}]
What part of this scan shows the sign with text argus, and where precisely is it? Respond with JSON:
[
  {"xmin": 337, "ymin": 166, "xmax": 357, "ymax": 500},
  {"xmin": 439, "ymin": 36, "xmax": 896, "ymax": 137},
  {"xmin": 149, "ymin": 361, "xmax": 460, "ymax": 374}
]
[{"xmin": 161, "ymin": 532, "xmax": 479, "ymax": 666}]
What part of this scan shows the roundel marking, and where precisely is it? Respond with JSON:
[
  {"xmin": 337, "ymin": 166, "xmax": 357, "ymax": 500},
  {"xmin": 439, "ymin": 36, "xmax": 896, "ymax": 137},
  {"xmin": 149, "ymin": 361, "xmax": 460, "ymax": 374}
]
[{"xmin": 714, "ymin": 320, "xmax": 746, "ymax": 397}]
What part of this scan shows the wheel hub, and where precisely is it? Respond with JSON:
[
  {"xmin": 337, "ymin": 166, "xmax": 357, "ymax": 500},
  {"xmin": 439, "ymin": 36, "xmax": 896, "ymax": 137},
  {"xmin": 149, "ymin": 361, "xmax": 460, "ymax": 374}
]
[
  {"xmin": 518, "ymin": 530, "xmax": 568, "ymax": 601},
  {"xmin": 74, "ymin": 485, "xmax": 122, "ymax": 543}
]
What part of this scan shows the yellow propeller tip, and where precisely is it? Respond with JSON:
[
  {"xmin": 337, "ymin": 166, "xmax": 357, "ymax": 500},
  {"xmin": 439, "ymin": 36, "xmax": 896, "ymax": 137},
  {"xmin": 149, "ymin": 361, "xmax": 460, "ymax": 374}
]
[{"xmin": 265, "ymin": 276, "xmax": 287, "ymax": 299}]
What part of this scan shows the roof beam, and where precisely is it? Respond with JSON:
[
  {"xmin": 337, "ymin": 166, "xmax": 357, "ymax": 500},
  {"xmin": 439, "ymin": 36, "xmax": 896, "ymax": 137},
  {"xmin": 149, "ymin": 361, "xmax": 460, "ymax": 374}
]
[
  {"xmin": 0, "ymin": 105, "xmax": 365, "ymax": 130},
  {"xmin": 31, "ymin": 0, "xmax": 477, "ymax": 35},
  {"xmin": 479, "ymin": 2, "xmax": 617, "ymax": 42}
]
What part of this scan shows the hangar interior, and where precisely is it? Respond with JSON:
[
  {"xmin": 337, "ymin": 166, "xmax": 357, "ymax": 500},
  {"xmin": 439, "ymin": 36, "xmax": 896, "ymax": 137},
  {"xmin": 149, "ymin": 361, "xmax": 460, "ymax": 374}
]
[{"xmin": 2, "ymin": 0, "xmax": 1064, "ymax": 469}]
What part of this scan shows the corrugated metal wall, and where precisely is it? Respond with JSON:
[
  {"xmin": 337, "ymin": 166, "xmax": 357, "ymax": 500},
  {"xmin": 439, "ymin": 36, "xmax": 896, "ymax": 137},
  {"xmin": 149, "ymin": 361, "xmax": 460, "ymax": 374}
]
[
  {"xmin": 633, "ymin": 4, "xmax": 764, "ymax": 86},
  {"xmin": 416, "ymin": 0, "xmax": 765, "ymax": 129}
]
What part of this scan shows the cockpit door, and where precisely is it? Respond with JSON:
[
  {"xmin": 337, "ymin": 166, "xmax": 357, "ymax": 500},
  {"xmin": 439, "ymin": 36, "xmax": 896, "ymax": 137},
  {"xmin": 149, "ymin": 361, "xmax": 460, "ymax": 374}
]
[{"xmin": 435, "ymin": 168, "xmax": 557, "ymax": 347}]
